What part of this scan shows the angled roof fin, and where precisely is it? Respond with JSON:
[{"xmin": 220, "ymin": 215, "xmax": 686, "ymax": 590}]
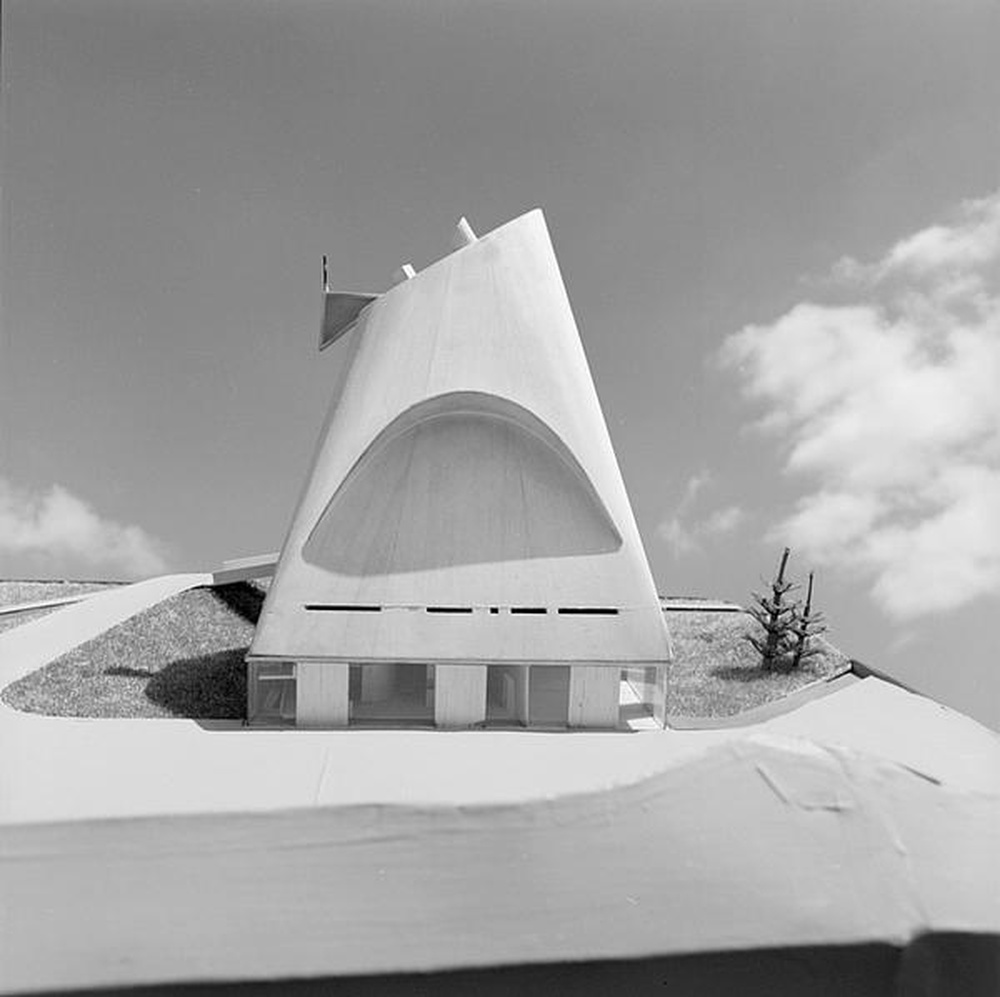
[
  {"xmin": 320, "ymin": 291, "xmax": 378, "ymax": 351},
  {"xmin": 319, "ymin": 253, "xmax": 378, "ymax": 351}
]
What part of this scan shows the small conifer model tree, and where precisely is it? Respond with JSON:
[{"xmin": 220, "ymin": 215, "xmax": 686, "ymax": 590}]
[
  {"xmin": 790, "ymin": 570, "xmax": 826, "ymax": 669},
  {"xmin": 746, "ymin": 547, "xmax": 797, "ymax": 671}
]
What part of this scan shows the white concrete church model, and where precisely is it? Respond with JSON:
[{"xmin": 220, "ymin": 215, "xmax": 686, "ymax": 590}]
[{"xmin": 248, "ymin": 209, "xmax": 672, "ymax": 729}]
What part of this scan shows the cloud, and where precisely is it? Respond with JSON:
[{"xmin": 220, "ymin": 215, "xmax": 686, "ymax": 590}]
[
  {"xmin": 658, "ymin": 471, "xmax": 746, "ymax": 557},
  {"xmin": 720, "ymin": 190, "xmax": 1000, "ymax": 620},
  {"xmin": 702, "ymin": 505, "xmax": 747, "ymax": 536},
  {"xmin": 0, "ymin": 478, "xmax": 170, "ymax": 578},
  {"xmin": 836, "ymin": 192, "xmax": 1000, "ymax": 284}
]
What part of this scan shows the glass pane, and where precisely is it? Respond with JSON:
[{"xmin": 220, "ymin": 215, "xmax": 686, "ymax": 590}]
[
  {"xmin": 254, "ymin": 676, "xmax": 296, "ymax": 723},
  {"xmin": 258, "ymin": 662, "xmax": 295, "ymax": 679},
  {"xmin": 528, "ymin": 665, "xmax": 570, "ymax": 726}
]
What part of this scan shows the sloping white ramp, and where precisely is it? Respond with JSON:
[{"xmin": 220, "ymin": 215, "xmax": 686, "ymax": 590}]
[
  {"xmin": 250, "ymin": 209, "xmax": 669, "ymax": 668},
  {"xmin": 4, "ymin": 721, "xmax": 998, "ymax": 993}
]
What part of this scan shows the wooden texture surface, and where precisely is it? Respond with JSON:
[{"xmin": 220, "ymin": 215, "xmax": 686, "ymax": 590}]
[
  {"xmin": 434, "ymin": 664, "xmax": 488, "ymax": 727},
  {"xmin": 302, "ymin": 394, "xmax": 622, "ymax": 575},
  {"xmin": 296, "ymin": 662, "xmax": 349, "ymax": 728},
  {"xmin": 569, "ymin": 665, "xmax": 622, "ymax": 728},
  {"xmin": 251, "ymin": 210, "xmax": 671, "ymax": 667}
]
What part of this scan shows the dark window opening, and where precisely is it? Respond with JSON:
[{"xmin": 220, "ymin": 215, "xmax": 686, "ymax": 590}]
[
  {"xmin": 557, "ymin": 607, "xmax": 619, "ymax": 615},
  {"xmin": 510, "ymin": 606, "xmax": 547, "ymax": 615},
  {"xmin": 486, "ymin": 664, "xmax": 528, "ymax": 725},
  {"xmin": 425, "ymin": 606, "xmax": 474, "ymax": 614},
  {"xmin": 349, "ymin": 663, "xmax": 434, "ymax": 726},
  {"xmin": 250, "ymin": 662, "xmax": 297, "ymax": 726},
  {"xmin": 304, "ymin": 604, "xmax": 382, "ymax": 612},
  {"xmin": 528, "ymin": 665, "xmax": 570, "ymax": 727}
]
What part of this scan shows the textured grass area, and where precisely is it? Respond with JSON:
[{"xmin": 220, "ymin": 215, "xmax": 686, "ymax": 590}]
[
  {"xmin": 666, "ymin": 609, "xmax": 851, "ymax": 719},
  {"xmin": 2, "ymin": 583, "xmax": 266, "ymax": 719},
  {"xmin": 0, "ymin": 581, "xmax": 124, "ymax": 636},
  {"xmin": 4, "ymin": 584, "xmax": 851, "ymax": 721},
  {"xmin": 0, "ymin": 580, "xmax": 122, "ymax": 605}
]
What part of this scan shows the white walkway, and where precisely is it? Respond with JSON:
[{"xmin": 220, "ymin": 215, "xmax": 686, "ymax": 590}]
[{"xmin": 0, "ymin": 572, "xmax": 212, "ymax": 687}]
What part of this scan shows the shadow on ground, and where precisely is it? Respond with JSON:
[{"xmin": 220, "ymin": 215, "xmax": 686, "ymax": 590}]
[
  {"xmin": 210, "ymin": 582, "xmax": 266, "ymax": 625},
  {"xmin": 97, "ymin": 582, "xmax": 265, "ymax": 720},
  {"xmin": 107, "ymin": 651, "xmax": 248, "ymax": 719},
  {"xmin": 709, "ymin": 664, "xmax": 823, "ymax": 683}
]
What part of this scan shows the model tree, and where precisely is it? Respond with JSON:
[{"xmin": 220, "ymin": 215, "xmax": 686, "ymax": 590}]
[
  {"xmin": 746, "ymin": 548, "xmax": 826, "ymax": 671},
  {"xmin": 790, "ymin": 570, "xmax": 826, "ymax": 669},
  {"xmin": 746, "ymin": 547, "xmax": 797, "ymax": 670}
]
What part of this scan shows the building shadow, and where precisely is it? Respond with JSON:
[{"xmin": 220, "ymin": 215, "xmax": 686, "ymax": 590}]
[
  {"xmin": 108, "ymin": 651, "xmax": 247, "ymax": 720},
  {"xmin": 100, "ymin": 582, "xmax": 263, "ymax": 722},
  {"xmin": 210, "ymin": 582, "xmax": 266, "ymax": 626}
]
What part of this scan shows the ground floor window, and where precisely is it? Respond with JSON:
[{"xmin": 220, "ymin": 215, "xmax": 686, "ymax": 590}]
[
  {"xmin": 249, "ymin": 661, "xmax": 297, "ymax": 725},
  {"xmin": 247, "ymin": 660, "xmax": 642, "ymax": 729},
  {"xmin": 486, "ymin": 664, "xmax": 528, "ymax": 724},
  {"xmin": 622, "ymin": 665, "xmax": 666, "ymax": 724},
  {"xmin": 349, "ymin": 663, "xmax": 434, "ymax": 725},
  {"xmin": 528, "ymin": 665, "xmax": 571, "ymax": 727}
]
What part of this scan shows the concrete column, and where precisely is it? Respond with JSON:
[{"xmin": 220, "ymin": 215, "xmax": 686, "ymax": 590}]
[
  {"xmin": 568, "ymin": 665, "xmax": 621, "ymax": 729},
  {"xmin": 434, "ymin": 665, "xmax": 487, "ymax": 728},
  {"xmin": 296, "ymin": 662, "xmax": 350, "ymax": 728}
]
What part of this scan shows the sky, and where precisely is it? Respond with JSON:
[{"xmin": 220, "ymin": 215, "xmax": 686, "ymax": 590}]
[{"xmin": 2, "ymin": 1, "xmax": 998, "ymax": 728}]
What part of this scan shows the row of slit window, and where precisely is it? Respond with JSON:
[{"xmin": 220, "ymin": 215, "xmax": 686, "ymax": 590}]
[{"xmin": 304, "ymin": 604, "xmax": 620, "ymax": 615}]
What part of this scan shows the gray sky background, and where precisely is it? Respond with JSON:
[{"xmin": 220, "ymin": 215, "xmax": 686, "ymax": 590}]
[{"xmin": 2, "ymin": 1, "xmax": 999, "ymax": 728}]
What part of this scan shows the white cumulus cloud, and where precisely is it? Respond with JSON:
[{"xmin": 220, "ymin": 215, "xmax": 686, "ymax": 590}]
[
  {"xmin": 658, "ymin": 471, "xmax": 746, "ymax": 557},
  {"xmin": 721, "ymin": 190, "xmax": 1000, "ymax": 620},
  {"xmin": 0, "ymin": 477, "xmax": 170, "ymax": 578}
]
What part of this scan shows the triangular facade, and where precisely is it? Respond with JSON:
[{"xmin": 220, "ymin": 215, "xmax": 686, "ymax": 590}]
[{"xmin": 248, "ymin": 209, "xmax": 670, "ymax": 727}]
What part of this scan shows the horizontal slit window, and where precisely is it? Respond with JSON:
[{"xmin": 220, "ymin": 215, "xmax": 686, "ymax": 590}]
[
  {"xmin": 304, "ymin": 604, "xmax": 382, "ymax": 613},
  {"xmin": 557, "ymin": 607, "xmax": 619, "ymax": 616},
  {"xmin": 425, "ymin": 606, "xmax": 474, "ymax": 614},
  {"xmin": 510, "ymin": 606, "xmax": 547, "ymax": 615}
]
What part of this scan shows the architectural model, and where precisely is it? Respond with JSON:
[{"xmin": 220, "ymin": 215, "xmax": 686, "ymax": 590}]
[
  {"xmin": 248, "ymin": 210, "xmax": 671, "ymax": 729},
  {"xmin": 1, "ymin": 209, "xmax": 996, "ymax": 996}
]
